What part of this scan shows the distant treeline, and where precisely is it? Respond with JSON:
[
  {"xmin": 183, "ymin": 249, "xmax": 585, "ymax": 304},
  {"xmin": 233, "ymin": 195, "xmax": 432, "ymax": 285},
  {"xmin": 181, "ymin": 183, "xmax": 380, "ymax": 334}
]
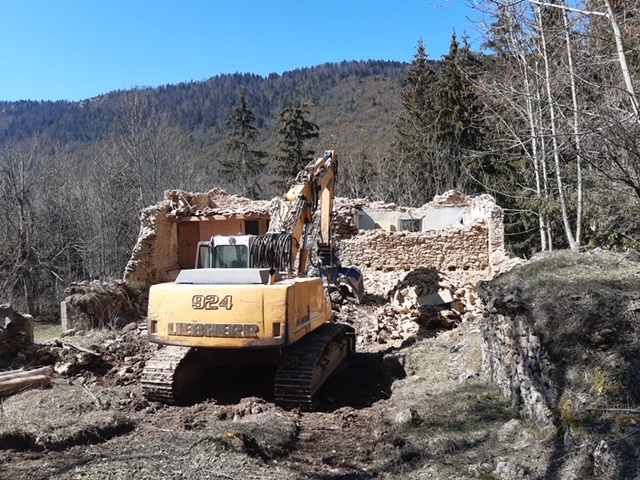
[{"xmin": 0, "ymin": 60, "xmax": 410, "ymax": 154}]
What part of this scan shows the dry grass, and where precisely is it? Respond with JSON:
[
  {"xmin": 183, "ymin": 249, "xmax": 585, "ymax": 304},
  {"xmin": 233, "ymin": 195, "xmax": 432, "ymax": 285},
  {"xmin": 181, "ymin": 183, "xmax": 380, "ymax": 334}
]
[
  {"xmin": 0, "ymin": 385, "xmax": 135, "ymax": 451},
  {"xmin": 481, "ymin": 250, "xmax": 640, "ymax": 479},
  {"xmin": 489, "ymin": 250, "xmax": 640, "ymax": 403},
  {"xmin": 373, "ymin": 322, "xmax": 551, "ymax": 479},
  {"xmin": 33, "ymin": 323, "xmax": 62, "ymax": 343}
]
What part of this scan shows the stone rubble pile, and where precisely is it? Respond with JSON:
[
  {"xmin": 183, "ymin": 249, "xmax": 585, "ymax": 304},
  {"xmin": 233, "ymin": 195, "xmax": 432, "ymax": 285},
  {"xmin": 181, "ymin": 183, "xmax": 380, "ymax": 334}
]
[
  {"xmin": 166, "ymin": 188, "xmax": 274, "ymax": 218},
  {"xmin": 63, "ymin": 281, "xmax": 144, "ymax": 331},
  {"xmin": 332, "ymin": 199, "xmax": 362, "ymax": 237},
  {"xmin": 0, "ymin": 304, "xmax": 34, "ymax": 358},
  {"xmin": 335, "ymin": 269, "xmax": 480, "ymax": 346},
  {"xmin": 50, "ymin": 323, "xmax": 155, "ymax": 386}
]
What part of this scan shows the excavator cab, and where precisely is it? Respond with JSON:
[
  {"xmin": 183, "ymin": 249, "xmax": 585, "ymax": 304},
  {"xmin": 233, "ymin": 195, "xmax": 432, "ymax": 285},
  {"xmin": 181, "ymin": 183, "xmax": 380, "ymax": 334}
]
[
  {"xmin": 195, "ymin": 235, "xmax": 363, "ymax": 302},
  {"xmin": 195, "ymin": 236, "xmax": 253, "ymax": 269}
]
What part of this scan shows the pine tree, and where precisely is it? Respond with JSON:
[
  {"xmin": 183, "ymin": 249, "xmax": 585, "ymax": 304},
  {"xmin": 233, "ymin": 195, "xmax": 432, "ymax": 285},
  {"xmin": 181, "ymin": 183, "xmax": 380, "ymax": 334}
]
[
  {"xmin": 221, "ymin": 91, "xmax": 266, "ymax": 198},
  {"xmin": 392, "ymin": 38, "xmax": 439, "ymax": 205},
  {"xmin": 273, "ymin": 103, "xmax": 319, "ymax": 181},
  {"xmin": 433, "ymin": 33, "xmax": 484, "ymax": 193}
]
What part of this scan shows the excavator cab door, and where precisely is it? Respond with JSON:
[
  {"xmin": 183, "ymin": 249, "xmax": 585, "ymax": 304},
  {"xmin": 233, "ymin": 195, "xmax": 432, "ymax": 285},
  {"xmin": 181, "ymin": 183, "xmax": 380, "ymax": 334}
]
[
  {"xmin": 211, "ymin": 235, "xmax": 253, "ymax": 269},
  {"xmin": 195, "ymin": 241, "xmax": 212, "ymax": 268},
  {"xmin": 213, "ymin": 244, "xmax": 248, "ymax": 268}
]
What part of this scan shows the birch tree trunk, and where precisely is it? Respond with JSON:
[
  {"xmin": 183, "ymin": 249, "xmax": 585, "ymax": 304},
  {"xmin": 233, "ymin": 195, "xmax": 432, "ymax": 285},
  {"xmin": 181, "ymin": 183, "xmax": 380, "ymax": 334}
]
[
  {"xmin": 602, "ymin": 0, "xmax": 640, "ymax": 122},
  {"xmin": 562, "ymin": 6, "xmax": 583, "ymax": 246},
  {"xmin": 536, "ymin": 5, "xmax": 578, "ymax": 251}
]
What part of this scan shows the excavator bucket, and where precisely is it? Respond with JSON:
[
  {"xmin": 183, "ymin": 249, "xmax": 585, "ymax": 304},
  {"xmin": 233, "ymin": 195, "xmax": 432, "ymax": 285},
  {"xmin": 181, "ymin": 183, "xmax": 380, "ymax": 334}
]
[
  {"xmin": 337, "ymin": 266, "xmax": 364, "ymax": 303},
  {"xmin": 313, "ymin": 265, "xmax": 364, "ymax": 303},
  {"xmin": 336, "ymin": 266, "xmax": 365, "ymax": 304}
]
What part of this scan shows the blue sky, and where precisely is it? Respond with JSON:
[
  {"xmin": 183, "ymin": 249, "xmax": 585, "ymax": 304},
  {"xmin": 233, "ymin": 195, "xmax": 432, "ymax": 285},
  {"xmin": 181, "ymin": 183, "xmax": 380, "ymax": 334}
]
[{"xmin": 0, "ymin": 1, "xmax": 480, "ymax": 102}]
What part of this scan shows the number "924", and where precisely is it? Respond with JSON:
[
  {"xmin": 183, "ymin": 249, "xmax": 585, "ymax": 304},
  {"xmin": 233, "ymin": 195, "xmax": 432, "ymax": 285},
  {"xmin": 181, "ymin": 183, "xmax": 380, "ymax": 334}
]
[{"xmin": 191, "ymin": 294, "xmax": 233, "ymax": 310}]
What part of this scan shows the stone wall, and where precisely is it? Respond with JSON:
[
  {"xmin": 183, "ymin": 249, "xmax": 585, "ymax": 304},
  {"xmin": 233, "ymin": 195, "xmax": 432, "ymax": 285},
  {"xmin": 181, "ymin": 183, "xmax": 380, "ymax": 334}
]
[
  {"xmin": 335, "ymin": 191, "xmax": 507, "ymax": 286},
  {"xmin": 339, "ymin": 225, "xmax": 490, "ymax": 273},
  {"xmin": 477, "ymin": 286, "xmax": 556, "ymax": 425},
  {"xmin": 123, "ymin": 201, "xmax": 176, "ymax": 287},
  {"xmin": 476, "ymin": 254, "xmax": 640, "ymax": 478}
]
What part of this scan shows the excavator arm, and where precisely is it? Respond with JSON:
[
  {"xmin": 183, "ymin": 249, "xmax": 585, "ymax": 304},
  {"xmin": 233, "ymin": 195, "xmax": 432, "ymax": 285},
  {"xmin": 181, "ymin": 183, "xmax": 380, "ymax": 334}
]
[{"xmin": 267, "ymin": 150, "xmax": 363, "ymax": 302}]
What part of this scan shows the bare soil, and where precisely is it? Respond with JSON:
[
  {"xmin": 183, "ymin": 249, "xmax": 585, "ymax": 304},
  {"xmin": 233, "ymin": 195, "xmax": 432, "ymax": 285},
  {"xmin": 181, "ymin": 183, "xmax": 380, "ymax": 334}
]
[{"xmin": 0, "ymin": 312, "xmax": 556, "ymax": 480}]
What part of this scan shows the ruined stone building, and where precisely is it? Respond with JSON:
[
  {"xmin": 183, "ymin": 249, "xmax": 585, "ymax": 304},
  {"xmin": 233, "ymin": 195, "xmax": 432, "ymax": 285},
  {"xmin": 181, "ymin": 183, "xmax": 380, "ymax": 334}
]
[
  {"xmin": 123, "ymin": 188, "xmax": 508, "ymax": 290},
  {"xmin": 62, "ymin": 187, "xmax": 513, "ymax": 336}
]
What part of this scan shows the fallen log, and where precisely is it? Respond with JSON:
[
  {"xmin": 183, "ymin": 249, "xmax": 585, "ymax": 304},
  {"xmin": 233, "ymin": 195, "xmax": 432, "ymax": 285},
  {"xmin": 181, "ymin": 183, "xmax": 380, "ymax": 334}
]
[
  {"xmin": 0, "ymin": 366, "xmax": 53, "ymax": 380},
  {"xmin": 0, "ymin": 366, "xmax": 54, "ymax": 396},
  {"xmin": 0, "ymin": 368, "xmax": 24, "ymax": 378}
]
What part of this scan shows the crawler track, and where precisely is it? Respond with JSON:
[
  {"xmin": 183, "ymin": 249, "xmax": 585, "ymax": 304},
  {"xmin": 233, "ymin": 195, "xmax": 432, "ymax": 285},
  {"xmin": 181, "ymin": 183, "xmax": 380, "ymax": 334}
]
[
  {"xmin": 274, "ymin": 323, "xmax": 355, "ymax": 411},
  {"xmin": 141, "ymin": 346, "xmax": 198, "ymax": 404},
  {"xmin": 141, "ymin": 323, "xmax": 355, "ymax": 410}
]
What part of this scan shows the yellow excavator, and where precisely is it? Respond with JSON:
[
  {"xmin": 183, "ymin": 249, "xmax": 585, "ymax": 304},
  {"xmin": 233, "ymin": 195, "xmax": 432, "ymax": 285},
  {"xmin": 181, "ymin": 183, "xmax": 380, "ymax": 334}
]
[{"xmin": 141, "ymin": 150, "xmax": 364, "ymax": 410}]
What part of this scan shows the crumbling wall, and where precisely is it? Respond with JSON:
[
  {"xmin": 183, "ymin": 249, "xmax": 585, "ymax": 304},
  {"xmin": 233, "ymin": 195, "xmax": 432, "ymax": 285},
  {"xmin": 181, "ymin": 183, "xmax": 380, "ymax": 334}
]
[
  {"xmin": 335, "ymin": 191, "xmax": 507, "ymax": 286},
  {"xmin": 477, "ymin": 284, "xmax": 555, "ymax": 425},
  {"xmin": 339, "ymin": 225, "xmax": 490, "ymax": 273},
  {"xmin": 123, "ymin": 201, "xmax": 177, "ymax": 287},
  {"xmin": 123, "ymin": 189, "xmax": 273, "ymax": 287},
  {"xmin": 123, "ymin": 189, "xmax": 508, "ymax": 293}
]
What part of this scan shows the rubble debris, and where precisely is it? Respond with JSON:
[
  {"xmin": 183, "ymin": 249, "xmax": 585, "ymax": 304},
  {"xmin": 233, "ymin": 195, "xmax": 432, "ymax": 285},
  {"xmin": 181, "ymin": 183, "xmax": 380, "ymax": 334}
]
[
  {"xmin": 48, "ymin": 323, "xmax": 155, "ymax": 387},
  {"xmin": 334, "ymin": 268, "xmax": 480, "ymax": 346},
  {"xmin": 165, "ymin": 188, "xmax": 274, "ymax": 218},
  {"xmin": 62, "ymin": 280, "xmax": 144, "ymax": 331},
  {"xmin": 0, "ymin": 304, "xmax": 34, "ymax": 357},
  {"xmin": 393, "ymin": 408, "xmax": 423, "ymax": 426}
]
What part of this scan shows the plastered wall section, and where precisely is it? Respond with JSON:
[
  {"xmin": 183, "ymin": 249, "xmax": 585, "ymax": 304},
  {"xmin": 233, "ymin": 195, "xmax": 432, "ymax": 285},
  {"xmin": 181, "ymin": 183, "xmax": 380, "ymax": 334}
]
[{"xmin": 123, "ymin": 201, "xmax": 270, "ymax": 286}]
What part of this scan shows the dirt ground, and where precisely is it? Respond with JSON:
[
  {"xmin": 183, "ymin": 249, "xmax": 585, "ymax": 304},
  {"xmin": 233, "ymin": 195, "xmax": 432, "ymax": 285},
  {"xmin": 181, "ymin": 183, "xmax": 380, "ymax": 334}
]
[{"xmin": 0, "ymin": 306, "xmax": 559, "ymax": 480}]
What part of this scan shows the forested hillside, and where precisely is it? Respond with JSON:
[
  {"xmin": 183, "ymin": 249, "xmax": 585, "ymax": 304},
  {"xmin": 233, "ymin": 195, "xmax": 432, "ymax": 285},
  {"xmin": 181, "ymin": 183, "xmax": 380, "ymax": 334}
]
[
  {"xmin": 0, "ymin": 60, "xmax": 413, "ymax": 319},
  {"xmin": 0, "ymin": 60, "xmax": 407, "ymax": 163}
]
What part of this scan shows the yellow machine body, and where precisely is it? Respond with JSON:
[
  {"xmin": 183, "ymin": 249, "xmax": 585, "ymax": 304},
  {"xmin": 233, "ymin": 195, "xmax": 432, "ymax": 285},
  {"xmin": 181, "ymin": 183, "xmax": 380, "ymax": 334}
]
[{"xmin": 147, "ymin": 275, "xmax": 332, "ymax": 349}]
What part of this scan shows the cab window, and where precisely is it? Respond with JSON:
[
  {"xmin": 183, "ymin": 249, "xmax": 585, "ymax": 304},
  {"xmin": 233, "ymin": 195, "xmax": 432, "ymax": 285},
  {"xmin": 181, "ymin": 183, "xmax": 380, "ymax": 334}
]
[{"xmin": 213, "ymin": 245, "xmax": 248, "ymax": 268}]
